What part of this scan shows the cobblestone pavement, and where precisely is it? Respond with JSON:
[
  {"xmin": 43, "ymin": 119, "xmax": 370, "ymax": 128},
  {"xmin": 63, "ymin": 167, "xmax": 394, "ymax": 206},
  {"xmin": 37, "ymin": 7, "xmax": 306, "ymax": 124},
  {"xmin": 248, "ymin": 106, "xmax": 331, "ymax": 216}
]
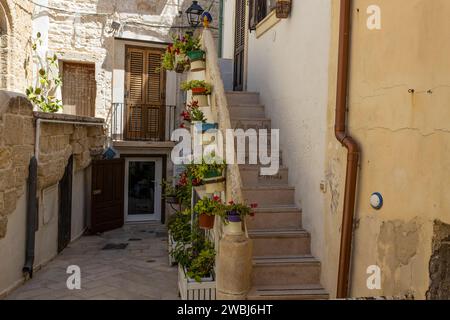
[{"xmin": 6, "ymin": 224, "xmax": 179, "ymax": 300}]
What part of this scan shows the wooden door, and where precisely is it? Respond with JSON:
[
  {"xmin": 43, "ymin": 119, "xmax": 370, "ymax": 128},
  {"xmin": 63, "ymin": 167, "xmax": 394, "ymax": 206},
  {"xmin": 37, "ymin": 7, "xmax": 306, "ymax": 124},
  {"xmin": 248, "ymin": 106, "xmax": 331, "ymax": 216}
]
[
  {"xmin": 90, "ymin": 159, "xmax": 125, "ymax": 233},
  {"xmin": 125, "ymin": 47, "xmax": 166, "ymax": 141},
  {"xmin": 58, "ymin": 156, "xmax": 73, "ymax": 253},
  {"xmin": 62, "ymin": 63, "xmax": 96, "ymax": 117},
  {"xmin": 233, "ymin": 0, "xmax": 246, "ymax": 91}
]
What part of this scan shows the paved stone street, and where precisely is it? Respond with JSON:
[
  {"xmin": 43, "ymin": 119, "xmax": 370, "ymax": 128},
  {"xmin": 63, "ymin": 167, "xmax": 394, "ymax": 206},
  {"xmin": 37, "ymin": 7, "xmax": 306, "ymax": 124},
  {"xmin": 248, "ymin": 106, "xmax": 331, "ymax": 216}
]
[{"xmin": 6, "ymin": 224, "xmax": 179, "ymax": 300}]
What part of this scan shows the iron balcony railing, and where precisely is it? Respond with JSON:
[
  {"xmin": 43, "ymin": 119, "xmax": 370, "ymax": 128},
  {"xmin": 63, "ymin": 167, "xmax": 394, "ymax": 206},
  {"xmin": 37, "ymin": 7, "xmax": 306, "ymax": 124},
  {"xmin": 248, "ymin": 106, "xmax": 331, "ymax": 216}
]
[{"xmin": 109, "ymin": 103, "xmax": 177, "ymax": 142}]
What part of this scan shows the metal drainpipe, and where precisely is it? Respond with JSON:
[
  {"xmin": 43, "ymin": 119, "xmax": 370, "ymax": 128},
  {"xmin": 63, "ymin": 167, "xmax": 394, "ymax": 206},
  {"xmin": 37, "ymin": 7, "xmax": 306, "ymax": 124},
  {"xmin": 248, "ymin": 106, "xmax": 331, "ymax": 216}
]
[
  {"xmin": 23, "ymin": 118, "xmax": 104, "ymax": 276},
  {"xmin": 23, "ymin": 156, "xmax": 37, "ymax": 278},
  {"xmin": 335, "ymin": 0, "xmax": 360, "ymax": 298}
]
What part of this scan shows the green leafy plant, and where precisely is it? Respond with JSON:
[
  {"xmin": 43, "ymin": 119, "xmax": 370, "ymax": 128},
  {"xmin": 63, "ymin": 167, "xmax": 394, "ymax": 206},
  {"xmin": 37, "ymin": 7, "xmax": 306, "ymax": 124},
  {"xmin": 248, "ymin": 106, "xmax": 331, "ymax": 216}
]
[
  {"xmin": 161, "ymin": 33, "xmax": 201, "ymax": 72},
  {"xmin": 161, "ymin": 49, "xmax": 175, "ymax": 71},
  {"xmin": 194, "ymin": 196, "xmax": 225, "ymax": 217},
  {"xmin": 181, "ymin": 100, "xmax": 206, "ymax": 123},
  {"xmin": 167, "ymin": 209, "xmax": 192, "ymax": 243},
  {"xmin": 180, "ymin": 80, "xmax": 212, "ymax": 95},
  {"xmin": 173, "ymin": 33, "xmax": 201, "ymax": 53},
  {"xmin": 26, "ymin": 32, "xmax": 63, "ymax": 113},
  {"xmin": 186, "ymin": 242, "xmax": 216, "ymax": 282}
]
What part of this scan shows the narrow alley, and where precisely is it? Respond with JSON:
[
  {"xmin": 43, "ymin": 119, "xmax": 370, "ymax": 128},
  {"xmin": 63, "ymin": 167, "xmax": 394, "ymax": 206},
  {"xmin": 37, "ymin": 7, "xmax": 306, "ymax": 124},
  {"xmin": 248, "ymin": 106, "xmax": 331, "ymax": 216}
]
[{"xmin": 6, "ymin": 225, "xmax": 178, "ymax": 300}]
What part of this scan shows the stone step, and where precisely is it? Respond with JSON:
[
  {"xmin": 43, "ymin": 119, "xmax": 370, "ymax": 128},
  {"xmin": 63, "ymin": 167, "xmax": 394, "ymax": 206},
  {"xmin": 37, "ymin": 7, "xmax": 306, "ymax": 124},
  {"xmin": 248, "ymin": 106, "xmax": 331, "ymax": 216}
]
[
  {"xmin": 226, "ymin": 91, "xmax": 260, "ymax": 105},
  {"xmin": 242, "ymin": 185, "xmax": 295, "ymax": 206},
  {"xmin": 247, "ymin": 284, "xmax": 329, "ymax": 300},
  {"xmin": 231, "ymin": 117, "xmax": 272, "ymax": 130},
  {"xmin": 229, "ymin": 104, "xmax": 266, "ymax": 118},
  {"xmin": 240, "ymin": 165, "xmax": 289, "ymax": 187},
  {"xmin": 246, "ymin": 206, "xmax": 302, "ymax": 230},
  {"xmin": 249, "ymin": 229, "xmax": 311, "ymax": 256},
  {"xmin": 252, "ymin": 256, "xmax": 322, "ymax": 286}
]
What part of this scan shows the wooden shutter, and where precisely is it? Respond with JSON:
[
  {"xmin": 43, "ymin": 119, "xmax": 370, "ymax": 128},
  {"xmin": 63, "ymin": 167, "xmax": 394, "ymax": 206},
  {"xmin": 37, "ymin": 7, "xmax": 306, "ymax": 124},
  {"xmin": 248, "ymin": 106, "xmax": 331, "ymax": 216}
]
[
  {"xmin": 234, "ymin": 0, "xmax": 246, "ymax": 91},
  {"xmin": 62, "ymin": 63, "xmax": 96, "ymax": 117},
  {"xmin": 127, "ymin": 48, "xmax": 145, "ymax": 104},
  {"xmin": 125, "ymin": 47, "xmax": 165, "ymax": 141}
]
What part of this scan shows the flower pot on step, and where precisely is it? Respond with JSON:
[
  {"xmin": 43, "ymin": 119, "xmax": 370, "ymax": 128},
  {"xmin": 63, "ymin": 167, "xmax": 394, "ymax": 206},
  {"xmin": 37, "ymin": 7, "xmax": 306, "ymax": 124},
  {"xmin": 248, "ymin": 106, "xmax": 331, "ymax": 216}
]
[
  {"xmin": 187, "ymin": 50, "xmax": 206, "ymax": 72},
  {"xmin": 199, "ymin": 213, "xmax": 215, "ymax": 229}
]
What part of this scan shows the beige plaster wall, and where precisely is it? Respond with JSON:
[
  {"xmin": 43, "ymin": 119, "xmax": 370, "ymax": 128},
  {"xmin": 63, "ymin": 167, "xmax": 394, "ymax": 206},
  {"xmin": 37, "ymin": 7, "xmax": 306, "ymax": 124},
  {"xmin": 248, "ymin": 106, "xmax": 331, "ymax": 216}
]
[
  {"xmin": 244, "ymin": 0, "xmax": 332, "ymax": 294},
  {"xmin": 324, "ymin": 0, "xmax": 450, "ymax": 299},
  {"xmin": 0, "ymin": 91, "xmax": 106, "ymax": 296}
]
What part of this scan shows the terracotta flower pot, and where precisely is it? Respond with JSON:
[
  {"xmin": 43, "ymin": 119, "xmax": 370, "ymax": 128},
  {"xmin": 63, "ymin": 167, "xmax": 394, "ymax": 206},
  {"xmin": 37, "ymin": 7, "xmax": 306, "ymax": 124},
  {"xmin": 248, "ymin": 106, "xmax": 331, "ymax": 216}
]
[
  {"xmin": 199, "ymin": 214, "xmax": 215, "ymax": 230},
  {"xmin": 192, "ymin": 87, "xmax": 207, "ymax": 95}
]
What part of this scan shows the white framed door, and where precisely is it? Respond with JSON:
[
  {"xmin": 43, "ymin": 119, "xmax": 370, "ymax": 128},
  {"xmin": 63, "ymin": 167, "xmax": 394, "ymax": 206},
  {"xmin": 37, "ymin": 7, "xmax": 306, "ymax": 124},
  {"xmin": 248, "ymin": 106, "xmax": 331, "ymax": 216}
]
[{"xmin": 124, "ymin": 157, "xmax": 163, "ymax": 222}]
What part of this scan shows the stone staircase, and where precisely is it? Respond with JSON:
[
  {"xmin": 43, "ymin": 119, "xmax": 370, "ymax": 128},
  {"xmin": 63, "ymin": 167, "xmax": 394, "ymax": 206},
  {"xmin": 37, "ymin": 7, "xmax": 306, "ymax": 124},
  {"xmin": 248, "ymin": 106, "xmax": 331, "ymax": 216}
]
[{"xmin": 226, "ymin": 91, "xmax": 329, "ymax": 300}]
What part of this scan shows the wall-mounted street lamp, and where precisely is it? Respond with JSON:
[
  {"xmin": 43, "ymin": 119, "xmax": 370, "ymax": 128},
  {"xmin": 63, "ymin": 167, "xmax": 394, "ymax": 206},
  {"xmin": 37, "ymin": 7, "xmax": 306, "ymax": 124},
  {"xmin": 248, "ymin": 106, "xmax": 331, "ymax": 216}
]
[{"xmin": 186, "ymin": 1, "xmax": 204, "ymax": 28}]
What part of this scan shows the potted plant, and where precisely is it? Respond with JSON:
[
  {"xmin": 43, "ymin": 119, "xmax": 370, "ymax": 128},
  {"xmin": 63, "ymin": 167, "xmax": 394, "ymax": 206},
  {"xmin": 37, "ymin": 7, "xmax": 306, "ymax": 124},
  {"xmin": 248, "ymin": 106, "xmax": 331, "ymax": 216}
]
[
  {"xmin": 182, "ymin": 100, "xmax": 206, "ymax": 124},
  {"xmin": 187, "ymin": 49, "xmax": 206, "ymax": 72},
  {"xmin": 177, "ymin": 236, "xmax": 217, "ymax": 299},
  {"xmin": 174, "ymin": 33, "xmax": 205, "ymax": 72},
  {"xmin": 181, "ymin": 80, "xmax": 212, "ymax": 107},
  {"xmin": 186, "ymin": 243, "xmax": 215, "ymax": 282},
  {"xmin": 194, "ymin": 196, "xmax": 224, "ymax": 230},
  {"xmin": 222, "ymin": 201, "xmax": 258, "ymax": 235},
  {"xmin": 167, "ymin": 209, "xmax": 192, "ymax": 265}
]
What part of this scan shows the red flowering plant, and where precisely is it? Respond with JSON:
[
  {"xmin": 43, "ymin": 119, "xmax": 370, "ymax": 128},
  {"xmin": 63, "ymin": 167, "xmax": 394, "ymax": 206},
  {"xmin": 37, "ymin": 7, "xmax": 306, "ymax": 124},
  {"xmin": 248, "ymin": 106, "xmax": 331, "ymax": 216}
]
[
  {"xmin": 162, "ymin": 33, "xmax": 200, "ymax": 72},
  {"xmin": 179, "ymin": 100, "xmax": 206, "ymax": 129},
  {"xmin": 186, "ymin": 100, "xmax": 206, "ymax": 122},
  {"xmin": 194, "ymin": 196, "xmax": 225, "ymax": 217},
  {"xmin": 222, "ymin": 201, "xmax": 258, "ymax": 223}
]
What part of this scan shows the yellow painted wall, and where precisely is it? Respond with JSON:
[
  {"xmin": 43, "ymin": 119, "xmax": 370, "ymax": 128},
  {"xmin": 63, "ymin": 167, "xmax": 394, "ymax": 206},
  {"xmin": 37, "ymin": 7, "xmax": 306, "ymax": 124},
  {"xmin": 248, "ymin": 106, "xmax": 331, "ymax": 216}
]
[{"xmin": 326, "ymin": 0, "xmax": 450, "ymax": 299}]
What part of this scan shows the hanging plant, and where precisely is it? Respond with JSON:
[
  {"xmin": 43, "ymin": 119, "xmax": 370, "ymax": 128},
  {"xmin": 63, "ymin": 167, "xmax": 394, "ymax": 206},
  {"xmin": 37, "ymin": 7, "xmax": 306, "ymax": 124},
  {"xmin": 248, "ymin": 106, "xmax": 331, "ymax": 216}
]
[{"xmin": 194, "ymin": 196, "xmax": 225, "ymax": 230}]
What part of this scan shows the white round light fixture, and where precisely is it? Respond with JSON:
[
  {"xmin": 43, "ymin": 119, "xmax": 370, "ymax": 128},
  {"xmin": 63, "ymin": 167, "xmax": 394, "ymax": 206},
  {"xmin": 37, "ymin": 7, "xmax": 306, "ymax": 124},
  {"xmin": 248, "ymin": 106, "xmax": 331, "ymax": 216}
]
[{"xmin": 370, "ymin": 192, "xmax": 383, "ymax": 210}]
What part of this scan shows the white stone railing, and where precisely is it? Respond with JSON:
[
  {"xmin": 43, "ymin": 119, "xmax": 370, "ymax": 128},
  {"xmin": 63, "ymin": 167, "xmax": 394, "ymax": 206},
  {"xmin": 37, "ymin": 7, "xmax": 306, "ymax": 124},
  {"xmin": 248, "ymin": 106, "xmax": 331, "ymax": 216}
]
[{"xmin": 201, "ymin": 29, "xmax": 245, "ymax": 206}]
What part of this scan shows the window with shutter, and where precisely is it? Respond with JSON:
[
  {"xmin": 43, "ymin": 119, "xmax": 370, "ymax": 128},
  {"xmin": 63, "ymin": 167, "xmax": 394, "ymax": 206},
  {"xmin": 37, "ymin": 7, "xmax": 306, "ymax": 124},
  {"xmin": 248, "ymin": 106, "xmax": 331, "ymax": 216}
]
[
  {"xmin": 125, "ymin": 46, "xmax": 165, "ymax": 141},
  {"xmin": 62, "ymin": 62, "xmax": 96, "ymax": 117},
  {"xmin": 249, "ymin": 0, "xmax": 275, "ymax": 30}
]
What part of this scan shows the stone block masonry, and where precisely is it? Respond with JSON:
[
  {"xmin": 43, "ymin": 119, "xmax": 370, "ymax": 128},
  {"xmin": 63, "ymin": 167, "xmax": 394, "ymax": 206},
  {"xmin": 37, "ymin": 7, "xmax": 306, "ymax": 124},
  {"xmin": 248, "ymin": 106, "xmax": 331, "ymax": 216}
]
[{"xmin": 0, "ymin": 91, "xmax": 106, "ymax": 239}]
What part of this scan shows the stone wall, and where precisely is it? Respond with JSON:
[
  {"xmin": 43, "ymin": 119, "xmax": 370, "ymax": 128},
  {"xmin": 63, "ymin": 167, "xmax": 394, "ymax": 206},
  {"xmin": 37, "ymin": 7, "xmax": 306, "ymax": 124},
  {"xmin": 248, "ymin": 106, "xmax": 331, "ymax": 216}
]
[
  {"xmin": 36, "ymin": 113, "xmax": 105, "ymax": 190},
  {"xmin": 0, "ymin": 91, "xmax": 105, "ymax": 239},
  {"xmin": 0, "ymin": 0, "xmax": 33, "ymax": 91},
  {"xmin": 39, "ymin": 0, "xmax": 220, "ymax": 119}
]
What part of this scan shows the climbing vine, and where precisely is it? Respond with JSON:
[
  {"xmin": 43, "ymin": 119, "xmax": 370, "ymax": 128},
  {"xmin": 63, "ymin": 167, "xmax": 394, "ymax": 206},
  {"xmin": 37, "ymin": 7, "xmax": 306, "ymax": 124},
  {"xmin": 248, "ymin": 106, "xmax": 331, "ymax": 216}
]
[{"xmin": 26, "ymin": 32, "xmax": 63, "ymax": 113}]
